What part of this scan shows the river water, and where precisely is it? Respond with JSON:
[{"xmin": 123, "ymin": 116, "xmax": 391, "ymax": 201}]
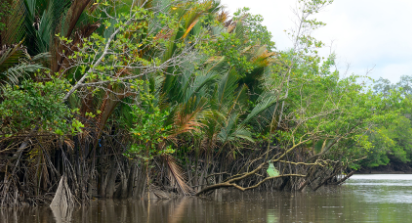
[{"xmin": 2, "ymin": 174, "xmax": 412, "ymax": 223}]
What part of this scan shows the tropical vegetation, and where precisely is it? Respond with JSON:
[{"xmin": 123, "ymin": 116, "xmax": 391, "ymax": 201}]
[{"xmin": 0, "ymin": 0, "xmax": 410, "ymax": 206}]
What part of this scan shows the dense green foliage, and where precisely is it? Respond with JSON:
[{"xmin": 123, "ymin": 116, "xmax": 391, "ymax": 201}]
[
  {"xmin": 360, "ymin": 76, "xmax": 412, "ymax": 168},
  {"xmin": 0, "ymin": 0, "xmax": 409, "ymax": 205}
]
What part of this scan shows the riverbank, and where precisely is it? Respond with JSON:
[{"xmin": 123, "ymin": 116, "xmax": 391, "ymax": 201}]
[{"xmin": 357, "ymin": 162, "xmax": 412, "ymax": 174}]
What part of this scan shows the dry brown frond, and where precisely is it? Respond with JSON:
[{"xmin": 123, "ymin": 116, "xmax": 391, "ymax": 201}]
[
  {"xmin": 171, "ymin": 98, "xmax": 205, "ymax": 136},
  {"xmin": 173, "ymin": 111, "xmax": 203, "ymax": 136},
  {"xmin": 64, "ymin": 139, "xmax": 75, "ymax": 150},
  {"xmin": 163, "ymin": 155, "xmax": 193, "ymax": 195},
  {"xmin": 216, "ymin": 10, "xmax": 230, "ymax": 24}
]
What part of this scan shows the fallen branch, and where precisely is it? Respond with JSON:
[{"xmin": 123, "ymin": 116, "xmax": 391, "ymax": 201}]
[
  {"xmin": 278, "ymin": 160, "xmax": 325, "ymax": 167},
  {"xmin": 237, "ymin": 174, "xmax": 306, "ymax": 191},
  {"xmin": 298, "ymin": 179, "xmax": 310, "ymax": 191},
  {"xmin": 313, "ymin": 174, "xmax": 335, "ymax": 191},
  {"xmin": 196, "ymin": 174, "xmax": 306, "ymax": 196},
  {"xmin": 313, "ymin": 160, "xmax": 342, "ymax": 191},
  {"xmin": 334, "ymin": 170, "xmax": 356, "ymax": 185}
]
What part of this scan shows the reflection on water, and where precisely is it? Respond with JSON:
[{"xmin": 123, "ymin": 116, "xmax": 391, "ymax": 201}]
[{"xmin": 2, "ymin": 174, "xmax": 412, "ymax": 223}]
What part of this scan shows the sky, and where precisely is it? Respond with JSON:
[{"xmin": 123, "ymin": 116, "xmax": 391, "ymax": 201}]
[{"xmin": 219, "ymin": 0, "xmax": 412, "ymax": 83}]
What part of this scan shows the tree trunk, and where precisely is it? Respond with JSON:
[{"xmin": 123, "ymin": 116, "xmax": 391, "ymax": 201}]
[
  {"xmin": 134, "ymin": 163, "xmax": 147, "ymax": 199},
  {"xmin": 126, "ymin": 161, "xmax": 138, "ymax": 198},
  {"xmin": 115, "ymin": 169, "xmax": 128, "ymax": 199},
  {"xmin": 104, "ymin": 159, "xmax": 118, "ymax": 198}
]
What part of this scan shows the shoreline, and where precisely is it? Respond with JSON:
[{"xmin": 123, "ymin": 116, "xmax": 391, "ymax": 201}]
[{"xmin": 357, "ymin": 162, "xmax": 412, "ymax": 174}]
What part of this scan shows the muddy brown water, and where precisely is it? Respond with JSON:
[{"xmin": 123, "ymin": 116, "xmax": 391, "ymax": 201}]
[{"xmin": 2, "ymin": 174, "xmax": 412, "ymax": 223}]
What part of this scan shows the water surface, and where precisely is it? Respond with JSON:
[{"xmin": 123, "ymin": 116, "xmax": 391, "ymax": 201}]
[{"xmin": 2, "ymin": 174, "xmax": 412, "ymax": 222}]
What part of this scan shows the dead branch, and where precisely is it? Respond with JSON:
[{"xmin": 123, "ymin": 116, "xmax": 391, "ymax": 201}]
[
  {"xmin": 196, "ymin": 174, "xmax": 306, "ymax": 195},
  {"xmin": 278, "ymin": 160, "xmax": 325, "ymax": 167},
  {"xmin": 334, "ymin": 170, "xmax": 356, "ymax": 185}
]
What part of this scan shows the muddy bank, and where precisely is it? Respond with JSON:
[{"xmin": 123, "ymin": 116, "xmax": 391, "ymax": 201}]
[{"xmin": 357, "ymin": 162, "xmax": 412, "ymax": 174}]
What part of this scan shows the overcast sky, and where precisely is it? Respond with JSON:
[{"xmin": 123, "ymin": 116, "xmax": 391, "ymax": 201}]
[{"xmin": 219, "ymin": 0, "xmax": 412, "ymax": 83}]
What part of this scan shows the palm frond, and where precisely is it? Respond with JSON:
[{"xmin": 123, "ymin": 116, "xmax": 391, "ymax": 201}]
[
  {"xmin": 251, "ymin": 46, "xmax": 276, "ymax": 68},
  {"xmin": 164, "ymin": 155, "xmax": 193, "ymax": 195},
  {"xmin": 218, "ymin": 113, "xmax": 254, "ymax": 144},
  {"xmin": 1, "ymin": 63, "xmax": 44, "ymax": 85},
  {"xmin": 0, "ymin": 41, "xmax": 48, "ymax": 85},
  {"xmin": 232, "ymin": 125, "xmax": 254, "ymax": 142},
  {"xmin": 31, "ymin": 52, "xmax": 51, "ymax": 62},
  {"xmin": 0, "ymin": 0, "xmax": 25, "ymax": 45},
  {"xmin": 0, "ymin": 41, "xmax": 29, "ymax": 73},
  {"xmin": 23, "ymin": 0, "xmax": 72, "ymax": 54},
  {"xmin": 216, "ymin": 70, "xmax": 238, "ymax": 109},
  {"xmin": 183, "ymin": 69, "xmax": 218, "ymax": 103},
  {"xmin": 163, "ymin": 1, "xmax": 213, "ymax": 62},
  {"xmin": 242, "ymin": 96, "xmax": 278, "ymax": 125},
  {"xmin": 172, "ymin": 96, "xmax": 207, "ymax": 136},
  {"xmin": 200, "ymin": 109, "xmax": 226, "ymax": 139}
]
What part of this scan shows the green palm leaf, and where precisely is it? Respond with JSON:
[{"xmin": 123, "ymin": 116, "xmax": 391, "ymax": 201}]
[
  {"xmin": 242, "ymin": 96, "xmax": 278, "ymax": 125},
  {"xmin": 0, "ymin": 41, "xmax": 29, "ymax": 73}
]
